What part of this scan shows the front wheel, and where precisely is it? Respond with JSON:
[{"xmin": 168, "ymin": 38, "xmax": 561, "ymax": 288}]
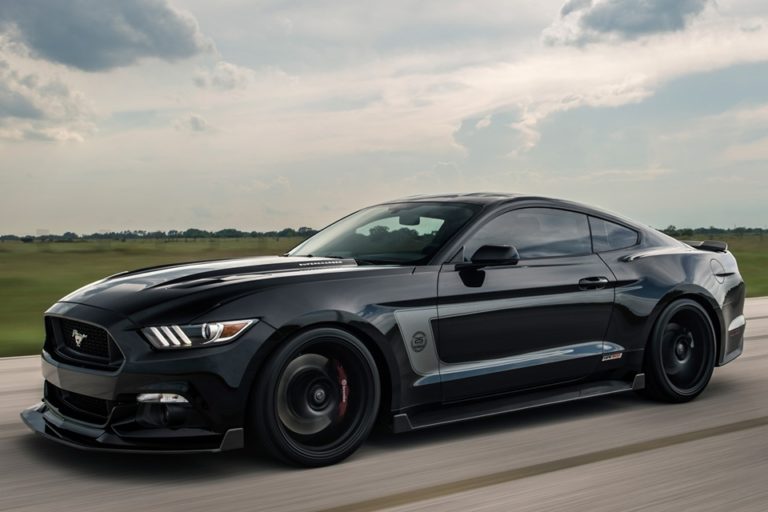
[
  {"xmin": 643, "ymin": 299, "xmax": 716, "ymax": 403},
  {"xmin": 249, "ymin": 328, "xmax": 380, "ymax": 467}
]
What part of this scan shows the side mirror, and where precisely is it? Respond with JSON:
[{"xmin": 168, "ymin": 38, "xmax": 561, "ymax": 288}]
[{"xmin": 467, "ymin": 245, "xmax": 520, "ymax": 267}]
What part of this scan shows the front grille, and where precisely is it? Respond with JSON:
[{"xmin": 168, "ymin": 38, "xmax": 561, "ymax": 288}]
[
  {"xmin": 46, "ymin": 317, "xmax": 123, "ymax": 369},
  {"xmin": 60, "ymin": 319, "xmax": 110, "ymax": 358},
  {"xmin": 45, "ymin": 382, "xmax": 113, "ymax": 424}
]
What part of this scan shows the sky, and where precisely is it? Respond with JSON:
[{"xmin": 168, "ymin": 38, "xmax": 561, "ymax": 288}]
[{"xmin": 1, "ymin": 0, "xmax": 768, "ymax": 235}]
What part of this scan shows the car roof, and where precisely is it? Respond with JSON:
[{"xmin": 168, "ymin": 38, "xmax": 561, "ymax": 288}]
[
  {"xmin": 381, "ymin": 192, "xmax": 525, "ymax": 206},
  {"xmin": 380, "ymin": 192, "xmax": 595, "ymax": 209},
  {"xmin": 379, "ymin": 192, "xmax": 652, "ymax": 231}
]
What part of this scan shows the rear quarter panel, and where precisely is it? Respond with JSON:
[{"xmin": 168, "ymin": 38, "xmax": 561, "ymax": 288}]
[{"xmin": 600, "ymin": 247, "xmax": 746, "ymax": 369}]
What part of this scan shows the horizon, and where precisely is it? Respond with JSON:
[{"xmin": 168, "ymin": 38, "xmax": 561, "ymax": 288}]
[{"xmin": 3, "ymin": 223, "xmax": 768, "ymax": 239}]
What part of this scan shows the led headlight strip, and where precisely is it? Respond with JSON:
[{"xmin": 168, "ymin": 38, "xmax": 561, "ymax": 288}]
[{"xmin": 142, "ymin": 319, "xmax": 256, "ymax": 349}]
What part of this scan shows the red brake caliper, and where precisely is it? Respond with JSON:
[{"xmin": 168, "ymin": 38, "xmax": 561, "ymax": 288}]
[{"xmin": 336, "ymin": 360, "xmax": 349, "ymax": 418}]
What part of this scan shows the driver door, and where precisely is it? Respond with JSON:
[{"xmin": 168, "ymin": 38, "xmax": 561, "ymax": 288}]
[{"xmin": 436, "ymin": 207, "xmax": 615, "ymax": 402}]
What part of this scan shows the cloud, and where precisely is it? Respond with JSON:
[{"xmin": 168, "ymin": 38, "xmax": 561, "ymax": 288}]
[
  {"xmin": 0, "ymin": 69, "xmax": 44, "ymax": 119},
  {"xmin": 664, "ymin": 102, "xmax": 768, "ymax": 164},
  {"xmin": 245, "ymin": 175, "xmax": 292, "ymax": 193},
  {"xmin": 568, "ymin": 167, "xmax": 671, "ymax": 182},
  {"xmin": 545, "ymin": 0, "xmax": 711, "ymax": 45},
  {"xmin": 453, "ymin": 109, "xmax": 536, "ymax": 166},
  {"xmin": 0, "ymin": 53, "xmax": 92, "ymax": 141},
  {"xmin": 560, "ymin": 0, "xmax": 593, "ymax": 17},
  {"xmin": 0, "ymin": 0, "xmax": 211, "ymax": 71},
  {"xmin": 194, "ymin": 61, "xmax": 251, "ymax": 90},
  {"xmin": 175, "ymin": 113, "xmax": 209, "ymax": 132},
  {"xmin": 740, "ymin": 20, "xmax": 763, "ymax": 33}
]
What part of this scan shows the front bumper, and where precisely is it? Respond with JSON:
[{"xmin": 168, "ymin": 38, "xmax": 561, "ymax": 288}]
[
  {"xmin": 21, "ymin": 402, "xmax": 244, "ymax": 453},
  {"xmin": 21, "ymin": 301, "xmax": 276, "ymax": 453}
]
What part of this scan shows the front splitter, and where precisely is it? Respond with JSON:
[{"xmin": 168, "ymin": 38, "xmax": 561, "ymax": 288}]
[{"xmin": 21, "ymin": 402, "xmax": 244, "ymax": 454}]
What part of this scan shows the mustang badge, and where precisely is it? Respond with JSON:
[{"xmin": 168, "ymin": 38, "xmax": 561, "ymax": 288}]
[{"xmin": 71, "ymin": 329, "xmax": 88, "ymax": 348}]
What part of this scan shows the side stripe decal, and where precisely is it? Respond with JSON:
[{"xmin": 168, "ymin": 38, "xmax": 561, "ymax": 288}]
[{"xmin": 392, "ymin": 293, "xmax": 621, "ymax": 387}]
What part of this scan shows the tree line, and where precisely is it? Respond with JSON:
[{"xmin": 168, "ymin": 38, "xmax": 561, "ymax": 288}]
[
  {"xmin": 0, "ymin": 227, "xmax": 318, "ymax": 243},
  {"xmin": 1, "ymin": 225, "xmax": 765, "ymax": 243},
  {"xmin": 660, "ymin": 226, "xmax": 766, "ymax": 238}
]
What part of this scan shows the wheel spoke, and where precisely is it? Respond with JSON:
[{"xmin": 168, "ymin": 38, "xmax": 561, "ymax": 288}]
[
  {"xmin": 271, "ymin": 334, "xmax": 376, "ymax": 459},
  {"xmin": 276, "ymin": 353, "xmax": 336, "ymax": 436},
  {"xmin": 657, "ymin": 307, "xmax": 712, "ymax": 395},
  {"xmin": 254, "ymin": 329, "xmax": 379, "ymax": 466}
]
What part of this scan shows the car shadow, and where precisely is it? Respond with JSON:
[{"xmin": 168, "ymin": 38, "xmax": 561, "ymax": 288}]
[
  {"xmin": 15, "ymin": 435, "xmax": 285, "ymax": 482},
  {"xmin": 367, "ymin": 390, "xmax": 649, "ymax": 450}
]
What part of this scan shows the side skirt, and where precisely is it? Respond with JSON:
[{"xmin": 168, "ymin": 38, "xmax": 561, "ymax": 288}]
[{"xmin": 392, "ymin": 374, "xmax": 645, "ymax": 433}]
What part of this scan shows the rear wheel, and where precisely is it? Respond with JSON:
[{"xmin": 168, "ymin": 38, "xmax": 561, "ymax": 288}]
[
  {"xmin": 643, "ymin": 299, "xmax": 716, "ymax": 403},
  {"xmin": 250, "ymin": 328, "xmax": 380, "ymax": 466}
]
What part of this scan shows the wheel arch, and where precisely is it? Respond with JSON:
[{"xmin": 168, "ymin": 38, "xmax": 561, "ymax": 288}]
[
  {"xmin": 242, "ymin": 311, "xmax": 399, "ymax": 425},
  {"xmin": 647, "ymin": 287, "xmax": 723, "ymax": 362}
]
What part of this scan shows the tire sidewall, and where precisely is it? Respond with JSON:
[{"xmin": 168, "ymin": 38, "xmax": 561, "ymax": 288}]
[
  {"xmin": 647, "ymin": 299, "xmax": 716, "ymax": 401},
  {"xmin": 252, "ymin": 327, "xmax": 380, "ymax": 467}
]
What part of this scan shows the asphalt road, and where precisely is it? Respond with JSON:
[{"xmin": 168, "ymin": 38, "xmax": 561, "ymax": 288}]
[{"xmin": 1, "ymin": 299, "xmax": 767, "ymax": 512}]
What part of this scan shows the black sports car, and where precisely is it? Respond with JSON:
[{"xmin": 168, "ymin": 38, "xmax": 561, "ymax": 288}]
[{"xmin": 22, "ymin": 193, "xmax": 746, "ymax": 466}]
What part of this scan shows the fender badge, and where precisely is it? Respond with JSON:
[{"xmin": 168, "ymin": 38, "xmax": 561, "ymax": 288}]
[
  {"xmin": 411, "ymin": 331, "xmax": 427, "ymax": 353},
  {"xmin": 602, "ymin": 352, "xmax": 623, "ymax": 362}
]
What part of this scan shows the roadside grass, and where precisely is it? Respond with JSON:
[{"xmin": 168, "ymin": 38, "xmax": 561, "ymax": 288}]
[
  {"xmin": 0, "ymin": 238, "xmax": 303, "ymax": 357},
  {"xmin": 726, "ymin": 235, "xmax": 768, "ymax": 297},
  {"xmin": 0, "ymin": 235, "xmax": 765, "ymax": 357}
]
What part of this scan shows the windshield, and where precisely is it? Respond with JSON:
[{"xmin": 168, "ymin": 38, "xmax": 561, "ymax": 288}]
[{"xmin": 289, "ymin": 202, "xmax": 482, "ymax": 265}]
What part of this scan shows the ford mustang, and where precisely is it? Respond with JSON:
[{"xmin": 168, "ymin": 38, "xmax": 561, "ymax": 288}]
[{"xmin": 21, "ymin": 193, "xmax": 746, "ymax": 466}]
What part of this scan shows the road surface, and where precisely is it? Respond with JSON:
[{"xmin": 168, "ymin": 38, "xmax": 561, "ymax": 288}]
[{"xmin": 1, "ymin": 298, "xmax": 767, "ymax": 511}]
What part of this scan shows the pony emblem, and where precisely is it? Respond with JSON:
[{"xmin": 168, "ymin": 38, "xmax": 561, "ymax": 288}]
[{"xmin": 71, "ymin": 329, "xmax": 88, "ymax": 348}]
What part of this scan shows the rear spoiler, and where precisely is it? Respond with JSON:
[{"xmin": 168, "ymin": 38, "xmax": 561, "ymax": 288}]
[{"xmin": 682, "ymin": 240, "xmax": 728, "ymax": 253}]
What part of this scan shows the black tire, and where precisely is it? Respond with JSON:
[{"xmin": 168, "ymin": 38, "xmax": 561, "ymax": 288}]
[
  {"xmin": 249, "ymin": 327, "xmax": 380, "ymax": 467},
  {"xmin": 643, "ymin": 299, "xmax": 716, "ymax": 403}
]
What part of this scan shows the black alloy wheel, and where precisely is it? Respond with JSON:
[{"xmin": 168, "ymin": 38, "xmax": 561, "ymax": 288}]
[
  {"xmin": 643, "ymin": 299, "xmax": 716, "ymax": 402},
  {"xmin": 250, "ymin": 327, "xmax": 380, "ymax": 466}
]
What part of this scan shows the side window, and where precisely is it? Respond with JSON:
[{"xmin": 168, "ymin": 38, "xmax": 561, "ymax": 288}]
[
  {"xmin": 464, "ymin": 208, "xmax": 592, "ymax": 260},
  {"xmin": 589, "ymin": 217, "xmax": 638, "ymax": 252}
]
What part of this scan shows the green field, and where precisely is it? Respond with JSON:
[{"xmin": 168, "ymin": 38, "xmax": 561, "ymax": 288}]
[
  {"xmin": 0, "ymin": 236, "xmax": 766, "ymax": 357},
  {"xmin": 0, "ymin": 238, "xmax": 304, "ymax": 357}
]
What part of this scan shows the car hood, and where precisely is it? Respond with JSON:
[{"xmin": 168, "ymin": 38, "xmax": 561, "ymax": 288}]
[{"xmin": 57, "ymin": 256, "xmax": 363, "ymax": 322}]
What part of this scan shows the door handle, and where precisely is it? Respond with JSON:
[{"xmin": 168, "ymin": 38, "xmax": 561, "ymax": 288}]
[{"xmin": 578, "ymin": 276, "xmax": 609, "ymax": 290}]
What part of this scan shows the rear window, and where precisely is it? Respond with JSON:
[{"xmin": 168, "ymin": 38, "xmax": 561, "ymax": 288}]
[{"xmin": 589, "ymin": 217, "xmax": 639, "ymax": 252}]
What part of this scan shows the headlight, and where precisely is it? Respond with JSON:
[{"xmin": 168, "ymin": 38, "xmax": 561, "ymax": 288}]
[{"xmin": 141, "ymin": 319, "xmax": 256, "ymax": 349}]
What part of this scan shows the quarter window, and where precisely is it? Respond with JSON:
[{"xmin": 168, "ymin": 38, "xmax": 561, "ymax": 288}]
[
  {"xmin": 589, "ymin": 217, "xmax": 638, "ymax": 252},
  {"xmin": 464, "ymin": 208, "xmax": 592, "ymax": 260}
]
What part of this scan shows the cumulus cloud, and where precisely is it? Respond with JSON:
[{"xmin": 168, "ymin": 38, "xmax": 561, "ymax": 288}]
[
  {"xmin": 545, "ymin": 0, "xmax": 711, "ymax": 45},
  {"xmin": 0, "ymin": 54, "xmax": 92, "ymax": 141},
  {"xmin": 560, "ymin": 0, "xmax": 592, "ymax": 18},
  {"xmin": 194, "ymin": 61, "xmax": 251, "ymax": 90},
  {"xmin": 0, "ymin": 0, "xmax": 211, "ymax": 71}
]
